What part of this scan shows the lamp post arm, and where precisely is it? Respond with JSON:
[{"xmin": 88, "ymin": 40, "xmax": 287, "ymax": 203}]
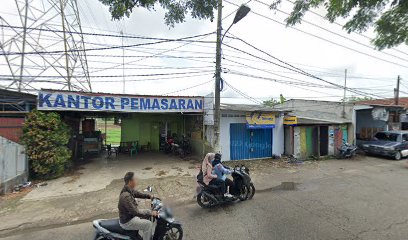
[{"xmin": 221, "ymin": 23, "xmax": 234, "ymax": 43}]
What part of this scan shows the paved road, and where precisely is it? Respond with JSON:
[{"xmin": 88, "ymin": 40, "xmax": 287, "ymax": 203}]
[
  {"xmin": 4, "ymin": 158, "xmax": 408, "ymax": 239},
  {"xmin": 2, "ymin": 190, "xmax": 353, "ymax": 240}
]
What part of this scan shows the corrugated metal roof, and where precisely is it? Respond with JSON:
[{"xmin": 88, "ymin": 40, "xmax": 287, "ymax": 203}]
[
  {"xmin": 220, "ymin": 103, "xmax": 290, "ymax": 112},
  {"xmin": 297, "ymin": 116, "xmax": 350, "ymax": 125},
  {"xmin": 354, "ymin": 98, "xmax": 408, "ymax": 108}
]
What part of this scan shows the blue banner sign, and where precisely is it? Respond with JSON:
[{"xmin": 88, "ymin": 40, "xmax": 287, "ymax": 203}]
[
  {"xmin": 246, "ymin": 112, "xmax": 275, "ymax": 129},
  {"xmin": 37, "ymin": 91, "xmax": 204, "ymax": 113},
  {"xmin": 246, "ymin": 124, "xmax": 275, "ymax": 129}
]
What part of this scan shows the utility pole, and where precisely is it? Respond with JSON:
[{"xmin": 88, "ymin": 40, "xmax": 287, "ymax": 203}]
[
  {"xmin": 213, "ymin": 0, "xmax": 223, "ymax": 152},
  {"xmin": 342, "ymin": 69, "xmax": 347, "ymax": 118},
  {"xmin": 212, "ymin": 2, "xmax": 250, "ymax": 152},
  {"xmin": 395, "ymin": 75, "xmax": 400, "ymax": 105},
  {"xmin": 394, "ymin": 75, "xmax": 401, "ymax": 124},
  {"xmin": 121, "ymin": 30, "xmax": 125, "ymax": 94}
]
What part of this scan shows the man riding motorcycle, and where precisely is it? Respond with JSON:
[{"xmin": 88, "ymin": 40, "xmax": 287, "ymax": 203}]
[{"xmin": 118, "ymin": 172, "xmax": 158, "ymax": 240}]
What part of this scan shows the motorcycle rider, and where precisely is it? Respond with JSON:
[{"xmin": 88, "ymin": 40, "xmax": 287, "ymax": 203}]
[
  {"xmin": 118, "ymin": 172, "xmax": 158, "ymax": 240},
  {"xmin": 212, "ymin": 153, "xmax": 234, "ymax": 197}
]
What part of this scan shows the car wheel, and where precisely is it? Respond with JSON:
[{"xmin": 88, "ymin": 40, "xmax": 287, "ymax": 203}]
[{"xmin": 395, "ymin": 151, "xmax": 402, "ymax": 160}]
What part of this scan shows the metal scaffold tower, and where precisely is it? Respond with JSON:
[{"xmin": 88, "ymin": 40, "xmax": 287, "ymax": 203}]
[{"xmin": 0, "ymin": 0, "xmax": 92, "ymax": 92}]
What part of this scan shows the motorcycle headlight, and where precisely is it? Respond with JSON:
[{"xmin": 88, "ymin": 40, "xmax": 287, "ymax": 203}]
[{"xmin": 362, "ymin": 144, "xmax": 369, "ymax": 148}]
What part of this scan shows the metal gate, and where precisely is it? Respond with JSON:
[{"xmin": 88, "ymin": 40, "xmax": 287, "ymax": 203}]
[{"xmin": 230, "ymin": 123, "xmax": 273, "ymax": 160}]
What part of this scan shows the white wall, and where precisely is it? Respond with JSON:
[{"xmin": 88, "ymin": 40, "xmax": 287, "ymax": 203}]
[
  {"xmin": 273, "ymin": 115, "xmax": 285, "ymax": 156},
  {"xmin": 219, "ymin": 111, "xmax": 285, "ymax": 161},
  {"xmin": 219, "ymin": 111, "xmax": 246, "ymax": 161}
]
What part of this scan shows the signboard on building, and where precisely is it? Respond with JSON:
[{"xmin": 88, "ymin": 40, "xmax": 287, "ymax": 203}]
[
  {"xmin": 37, "ymin": 90, "xmax": 204, "ymax": 113},
  {"xmin": 203, "ymin": 93, "xmax": 214, "ymax": 125},
  {"xmin": 246, "ymin": 112, "xmax": 275, "ymax": 129},
  {"xmin": 283, "ymin": 116, "xmax": 297, "ymax": 126}
]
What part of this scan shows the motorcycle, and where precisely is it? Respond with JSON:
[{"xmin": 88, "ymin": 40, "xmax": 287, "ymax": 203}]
[
  {"xmin": 240, "ymin": 165, "xmax": 256, "ymax": 200},
  {"xmin": 164, "ymin": 137, "xmax": 174, "ymax": 154},
  {"xmin": 92, "ymin": 186, "xmax": 183, "ymax": 240},
  {"xmin": 196, "ymin": 165, "xmax": 254, "ymax": 208},
  {"xmin": 176, "ymin": 136, "xmax": 192, "ymax": 158},
  {"xmin": 338, "ymin": 141, "xmax": 357, "ymax": 159}
]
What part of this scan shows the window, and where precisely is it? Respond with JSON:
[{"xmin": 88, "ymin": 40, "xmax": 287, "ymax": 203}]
[
  {"xmin": 374, "ymin": 132, "xmax": 400, "ymax": 142},
  {"xmin": 403, "ymin": 134, "xmax": 408, "ymax": 142}
]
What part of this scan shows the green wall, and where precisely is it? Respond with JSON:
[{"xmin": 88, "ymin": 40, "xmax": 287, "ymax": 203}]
[{"xmin": 121, "ymin": 113, "xmax": 185, "ymax": 151}]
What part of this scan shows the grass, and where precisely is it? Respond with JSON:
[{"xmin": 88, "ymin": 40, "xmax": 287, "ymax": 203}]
[
  {"xmin": 106, "ymin": 127, "xmax": 121, "ymax": 144},
  {"xmin": 96, "ymin": 119, "xmax": 121, "ymax": 145}
]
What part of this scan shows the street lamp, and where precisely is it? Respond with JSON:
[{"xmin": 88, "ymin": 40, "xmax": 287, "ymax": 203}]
[
  {"xmin": 213, "ymin": 2, "xmax": 251, "ymax": 153},
  {"xmin": 223, "ymin": 5, "xmax": 251, "ymax": 41}
]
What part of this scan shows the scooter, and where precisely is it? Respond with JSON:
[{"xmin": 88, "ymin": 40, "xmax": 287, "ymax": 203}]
[
  {"xmin": 338, "ymin": 141, "xmax": 357, "ymax": 159},
  {"xmin": 92, "ymin": 186, "xmax": 183, "ymax": 240},
  {"xmin": 196, "ymin": 165, "xmax": 253, "ymax": 208},
  {"xmin": 240, "ymin": 165, "xmax": 256, "ymax": 200},
  {"xmin": 177, "ymin": 136, "xmax": 192, "ymax": 158},
  {"xmin": 164, "ymin": 137, "xmax": 175, "ymax": 154}
]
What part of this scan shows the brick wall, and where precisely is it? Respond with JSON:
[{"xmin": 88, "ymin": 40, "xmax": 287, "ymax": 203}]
[{"xmin": 0, "ymin": 117, "xmax": 25, "ymax": 143}]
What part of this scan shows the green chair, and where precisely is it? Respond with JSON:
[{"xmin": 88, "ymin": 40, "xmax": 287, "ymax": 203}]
[{"xmin": 130, "ymin": 141, "xmax": 138, "ymax": 157}]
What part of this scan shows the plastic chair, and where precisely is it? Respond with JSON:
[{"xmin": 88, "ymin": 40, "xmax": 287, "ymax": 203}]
[{"xmin": 130, "ymin": 142, "xmax": 138, "ymax": 157}]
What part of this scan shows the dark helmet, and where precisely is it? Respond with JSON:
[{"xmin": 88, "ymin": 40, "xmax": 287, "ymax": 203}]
[{"xmin": 214, "ymin": 153, "xmax": 222, "ymax": 161}]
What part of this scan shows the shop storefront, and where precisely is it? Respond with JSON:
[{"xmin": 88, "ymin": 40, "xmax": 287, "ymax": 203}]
[
  {"xmin": 204, "ymin": 104, "xmax": 286, "ymax": 161},
  {"xmin": 37, "ymin": 90, "xmax": 205, "ymax": 159}
]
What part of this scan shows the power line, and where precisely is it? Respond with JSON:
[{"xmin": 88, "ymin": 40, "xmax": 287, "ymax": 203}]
[
  {"xmin": 254, "ymin": 0, "xmax": 408, "ymax": 65},
  {"xmin": 224, "ymin": 0, "xmax": 408, "ymax": 69},
  {"xmin": 0, "ymin": 24, "xmax": 215, "ymax": 42},
  {"xmin": 0, "ymin": 70, "xmax": 214, "ymax": 79},
  {"xmin": 224, "ymin": 80, "xmax": 263, "ymax": 104},
  {"xmin": 0, "ymin": 72, "xmax": 214, "ymax": 83},
  {"xmin": 0, "ymin": 30, "xmax": 215, "ymax": 56},
  {"xmin": 222, "ymin": 35, "xmax": 385, "ymax": 98},
  {"xmin": 281, "ymin": 0, "xmax": 408, "ymax": 58},
  {"xmin": 163, "ymin": 79, "xmax": 214, "ymax": 95},
  {"xmin": 86, "ymin": 33, "xmax": 216, "ymax": 75}
]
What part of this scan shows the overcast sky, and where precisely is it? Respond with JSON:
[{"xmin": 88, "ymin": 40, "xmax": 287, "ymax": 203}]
[{"xmin": 1, "ymin": 0, "xmax": 408, "ymax": 104}]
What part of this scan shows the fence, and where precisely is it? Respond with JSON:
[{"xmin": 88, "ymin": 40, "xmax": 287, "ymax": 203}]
[{"xmin": 0, "ymin": 136, "xmax": 28, "ymax": 194}]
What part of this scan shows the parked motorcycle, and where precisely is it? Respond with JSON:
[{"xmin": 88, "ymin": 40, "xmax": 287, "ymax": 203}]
[
  {"xmin": 338, "ymin": 141, "xmax": 357, "ymax": 159},
  {"xmin": 164, "ymin": 137, "xmax": 175, "ymax": 154},
  {"xmin": 196, "ymin": 165, "xmax": 254, "ymax": 208},
  {"xmin": 177, "ymin": 136, "xmax": 192, "ymax": 158},
  {"xmin": 92, "ymin": 186, "xmax": 183, "ymax": 240}
]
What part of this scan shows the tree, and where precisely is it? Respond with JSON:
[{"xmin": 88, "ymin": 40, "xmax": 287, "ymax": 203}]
[
  {"xmin": 98, "ymin": 0, "xmax": 217, "ymax": 27},
  {"xmin": 263, "ymin": 94, "xmax": 286, "ymax": 106},
  {"xmin": 21, "ymin": 110, "xmax": 72, "ymax": 179},
  {"xmin": 263, "ymin": 98, "xmax": 279, "ymax": 106},
  {"xmin": 342, "ymin": 96, "xmax": 374, "ymax": 102},
  {"xmin": 270, "ymin": 0, "xmax": 408, "ymax": 50}
]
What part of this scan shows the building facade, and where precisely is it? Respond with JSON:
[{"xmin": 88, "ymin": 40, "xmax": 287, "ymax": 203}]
[
  {"xmin": 205, "ymin": 104, "xmax": 286, "ymax": 161},
  {"xmin": 275, "ymin": 99, "xmax": 354, "ymax": 159}
]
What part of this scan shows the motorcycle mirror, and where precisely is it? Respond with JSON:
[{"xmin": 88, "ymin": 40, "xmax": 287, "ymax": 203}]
[{"xmin": 144, "ymin": 185, "xmax": 153, "ymax": 192}]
